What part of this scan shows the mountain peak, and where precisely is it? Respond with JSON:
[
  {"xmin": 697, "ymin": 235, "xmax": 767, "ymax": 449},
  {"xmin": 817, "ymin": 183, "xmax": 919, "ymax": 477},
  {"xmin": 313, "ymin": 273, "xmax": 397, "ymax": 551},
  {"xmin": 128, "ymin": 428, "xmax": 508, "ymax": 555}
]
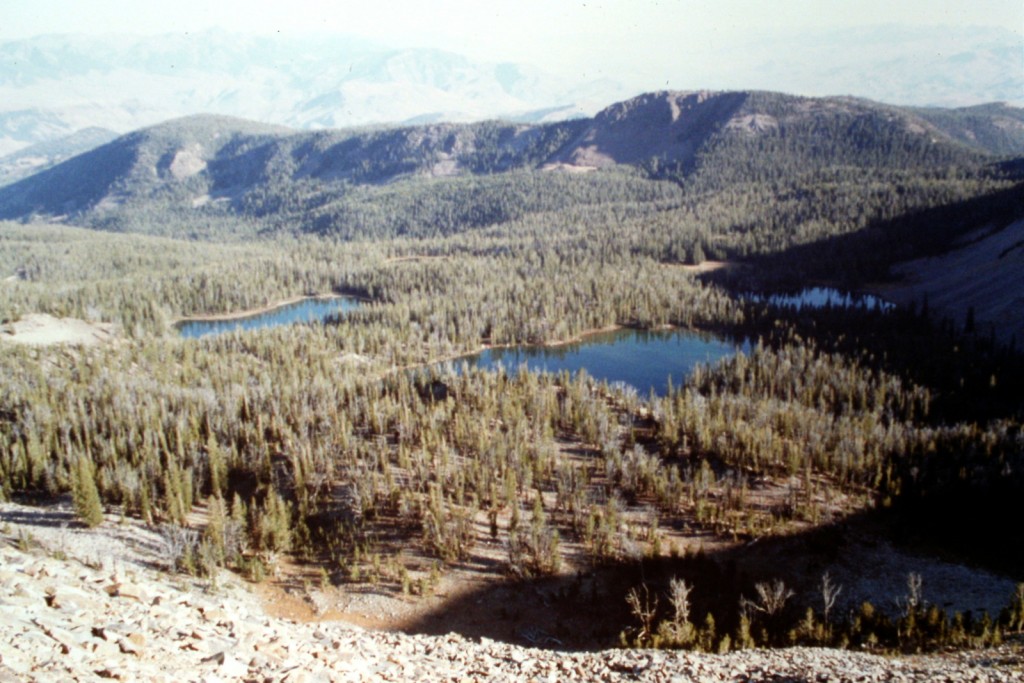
[{"xmin": 550, "ymin": 90, "xmax": 749, "ymax": 169}]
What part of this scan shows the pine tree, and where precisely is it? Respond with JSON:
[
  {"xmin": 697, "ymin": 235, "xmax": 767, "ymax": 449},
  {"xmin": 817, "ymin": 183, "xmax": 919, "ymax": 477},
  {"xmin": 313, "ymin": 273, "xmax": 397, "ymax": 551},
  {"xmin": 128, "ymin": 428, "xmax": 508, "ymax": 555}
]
[
  {"xmin": 72, "ymin": 457, "xmax": 104, "ymax": 528},
  {"xmin": 203, "ymin": 494, "xmax": 228, "ymax": 565},
  {"xmin": 207, "ymin": 434, "xmax": 227, "ymax": 498}
]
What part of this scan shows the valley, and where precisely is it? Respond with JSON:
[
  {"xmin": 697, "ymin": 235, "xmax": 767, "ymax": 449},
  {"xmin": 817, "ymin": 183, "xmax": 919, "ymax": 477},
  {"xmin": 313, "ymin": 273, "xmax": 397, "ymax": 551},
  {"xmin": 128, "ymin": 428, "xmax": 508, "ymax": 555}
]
[{"xmin": 0, "ymin": 88, "xmax": 1023, "ymax": 676}]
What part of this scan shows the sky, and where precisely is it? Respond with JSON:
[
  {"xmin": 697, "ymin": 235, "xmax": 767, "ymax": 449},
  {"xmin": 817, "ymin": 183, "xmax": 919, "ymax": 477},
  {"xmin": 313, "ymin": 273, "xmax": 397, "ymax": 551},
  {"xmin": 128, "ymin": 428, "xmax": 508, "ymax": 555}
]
[
  {"xmin": 3, "ymin": 0, "xmax": 1022, "ymax": 87},
  {"xmin": 4, "ymin": 0, "xmax": 1020, "ymax": 40}
]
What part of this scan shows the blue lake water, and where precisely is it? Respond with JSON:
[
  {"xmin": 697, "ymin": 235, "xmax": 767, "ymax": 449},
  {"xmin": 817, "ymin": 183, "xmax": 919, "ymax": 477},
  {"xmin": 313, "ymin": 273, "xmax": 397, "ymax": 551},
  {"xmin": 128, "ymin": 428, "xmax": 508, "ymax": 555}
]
[
  {"xmin": 452, "ymin": 328, "xmax": 748, "ymax": 397},
  {"xmin": 176, "ymin": 296, "xmax": 361, "ymax": 339},
  {"xmin": 749, "ymin": 287, "xmax": 893, "ymax": 311}
]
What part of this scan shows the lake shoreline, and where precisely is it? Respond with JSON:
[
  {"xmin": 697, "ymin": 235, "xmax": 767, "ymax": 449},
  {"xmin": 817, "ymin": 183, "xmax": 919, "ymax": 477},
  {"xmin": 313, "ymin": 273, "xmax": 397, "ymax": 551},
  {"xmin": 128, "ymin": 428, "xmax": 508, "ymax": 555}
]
[
  {"xmin": 172, "ymin": 292, "xmax": 371, "ymax": 325},
  {"xmin": 483, "ymin": 323, "xmax": 626, "ymax": 351},
  {"xmin": 413, "ymin": 322, "xmax": 738, "ymax": 373},
  {"xmin": 434, "ymin": 323, "xmax": 745, "ymax": 397}
]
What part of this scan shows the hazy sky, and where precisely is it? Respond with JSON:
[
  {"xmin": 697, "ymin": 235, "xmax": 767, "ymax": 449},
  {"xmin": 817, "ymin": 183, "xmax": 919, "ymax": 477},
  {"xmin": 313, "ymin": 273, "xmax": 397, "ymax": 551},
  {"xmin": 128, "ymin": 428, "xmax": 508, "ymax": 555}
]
[
  {"xmin": 4, "ymin": 1, "xmax": 1021, "ymax": 57},
  {"xmin": 2, "ymin": 0, "xmax": 1022, "ymax": 97},
  {"xmin": 5, "ymin": 0, "xmax": 1020, "ymax": 38}
]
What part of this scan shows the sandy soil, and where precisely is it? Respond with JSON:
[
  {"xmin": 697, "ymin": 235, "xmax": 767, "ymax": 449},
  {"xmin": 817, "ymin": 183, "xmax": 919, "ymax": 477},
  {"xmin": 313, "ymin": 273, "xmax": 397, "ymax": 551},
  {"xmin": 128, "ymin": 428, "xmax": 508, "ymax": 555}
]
[
  {"xmin": 0, "ymin": 313, "xmax": 117, "ymax": 346},
  {"xmin": 3, "ymin": 500, "xmax": 1020, "ymax": 681}
]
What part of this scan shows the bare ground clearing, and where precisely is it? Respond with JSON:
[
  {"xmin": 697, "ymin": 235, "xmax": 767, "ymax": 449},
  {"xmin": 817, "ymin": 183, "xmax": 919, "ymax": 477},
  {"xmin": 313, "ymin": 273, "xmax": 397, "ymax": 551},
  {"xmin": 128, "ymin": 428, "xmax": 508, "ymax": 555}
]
[
  {"xmin": 666, "ymin": 260, "xmax": 745, "ymax": 275},
  {"xmin": 0, "ymin": 313, "xmax": 117, "ymax": 346}
]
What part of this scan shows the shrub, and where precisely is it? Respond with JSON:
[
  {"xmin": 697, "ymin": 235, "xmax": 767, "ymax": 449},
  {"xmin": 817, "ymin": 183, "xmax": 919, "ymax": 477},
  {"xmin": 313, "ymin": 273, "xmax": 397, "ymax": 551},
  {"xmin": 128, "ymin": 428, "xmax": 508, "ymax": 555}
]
[
  {"xmin": 160, "ymin": 523, "xmax": 200, "ymax": 574},
  {"xmin": 507, "ymin": 497, "xmax": 561, "ymax": 577}
]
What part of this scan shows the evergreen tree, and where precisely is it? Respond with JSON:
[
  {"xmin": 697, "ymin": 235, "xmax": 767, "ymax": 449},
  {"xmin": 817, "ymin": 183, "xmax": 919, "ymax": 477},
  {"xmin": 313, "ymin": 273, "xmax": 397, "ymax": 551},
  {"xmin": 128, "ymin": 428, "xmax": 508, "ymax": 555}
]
[{"xmin": 72, "ymin": 457, "xmax": 104, "ymax": 528}]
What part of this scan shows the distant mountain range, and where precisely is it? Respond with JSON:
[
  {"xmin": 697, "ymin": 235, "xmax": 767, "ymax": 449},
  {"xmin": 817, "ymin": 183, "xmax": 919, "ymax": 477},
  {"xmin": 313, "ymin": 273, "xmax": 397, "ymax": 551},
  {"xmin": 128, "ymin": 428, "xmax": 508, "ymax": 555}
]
[
  {"xmin": 0, "ymin": 25, "xmax": 1020, "ymax": 160},
  {"xmin": 0, "ymin": 127, "xmax": 118, "ymax": 185},
  {"xmin": 0, "ymin": 29, "xmax": 630, "ymax": 158},
  {"xmin": 1, "ymin": 89, "xmax": 1021, "ymax": 235},
  {"xmin": 709, "ymin": 25, "xmax": 1023, "ymax": 110}
]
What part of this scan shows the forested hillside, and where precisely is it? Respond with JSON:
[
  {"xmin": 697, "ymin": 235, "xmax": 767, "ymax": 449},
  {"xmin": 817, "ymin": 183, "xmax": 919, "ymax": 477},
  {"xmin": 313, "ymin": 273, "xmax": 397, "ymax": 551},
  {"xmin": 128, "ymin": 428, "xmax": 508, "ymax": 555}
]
[
  {"xmin": 1, "ymin": 89, "xmax": 1023, "ymax": 653},
  {"xmin": 911, "ymin": 103, "xmax": 1024, "ymax": 156},
  {"xmin": 1, "ymin": 90, "xmax": 1020, "ymax": 243}
]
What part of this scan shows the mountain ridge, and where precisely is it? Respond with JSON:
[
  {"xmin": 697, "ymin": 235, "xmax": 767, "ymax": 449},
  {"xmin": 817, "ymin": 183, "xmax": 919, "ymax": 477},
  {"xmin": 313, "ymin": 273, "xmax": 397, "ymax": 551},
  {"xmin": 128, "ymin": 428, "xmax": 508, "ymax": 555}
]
[{"xmin": 2, "ymin": 89, "xmax": 1021, "ymax": 229}]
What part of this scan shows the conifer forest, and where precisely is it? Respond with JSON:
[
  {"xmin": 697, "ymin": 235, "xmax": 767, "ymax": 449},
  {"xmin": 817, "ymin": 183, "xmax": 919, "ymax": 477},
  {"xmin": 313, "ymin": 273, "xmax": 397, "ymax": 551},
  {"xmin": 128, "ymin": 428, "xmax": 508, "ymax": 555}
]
[{"xmin": 1, "ymin": 90, "xmax": 1023, "ymax": 652}]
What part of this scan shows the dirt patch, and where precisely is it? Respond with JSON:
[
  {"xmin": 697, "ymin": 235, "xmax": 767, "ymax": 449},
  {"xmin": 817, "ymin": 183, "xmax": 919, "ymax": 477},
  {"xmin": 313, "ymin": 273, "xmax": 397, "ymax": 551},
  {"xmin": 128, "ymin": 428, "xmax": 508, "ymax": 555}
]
[
  {"xmin": 390, "ymin": 516, "xmax": 1019, "ymax": 650},
  {"xmin": 235, "ymin": 414, "xmax": 1018, "ymax": 649},
  {"xmin": 168, "ymin": 145, "xmax": 206, "ymax": 180},
  {"xmin": 666, "ymin": 260, "xmax": 742, "ymax": 275},
  {"xmin": 546, "ymin": 91, "xmax": 748, "ymax": 170},
  {"xmin": 0, "ymin": 313, "xmax": 117, "ymax": 346},
  {"xmin": 540, "ymin": 162, "xmax": 598, "ymax": 173},
  {"xmin": 0, "ymin": 497, "xmax": 1016, "ymax": 652}
]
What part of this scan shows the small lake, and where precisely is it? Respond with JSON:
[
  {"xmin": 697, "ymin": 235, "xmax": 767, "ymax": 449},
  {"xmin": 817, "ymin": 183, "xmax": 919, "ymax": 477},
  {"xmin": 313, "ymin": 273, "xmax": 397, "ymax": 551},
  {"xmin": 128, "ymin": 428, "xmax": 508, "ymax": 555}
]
[
  {"xmin": 452, "ymin": 328, "xmax": 748, "ymax": 397},
  {"xmin": 748, "ymin": 287, "xmax": 893, "ymax": 311},
  {"xmin": 176, "ymin": 296, "xmax": 361, "ymax": 339}
]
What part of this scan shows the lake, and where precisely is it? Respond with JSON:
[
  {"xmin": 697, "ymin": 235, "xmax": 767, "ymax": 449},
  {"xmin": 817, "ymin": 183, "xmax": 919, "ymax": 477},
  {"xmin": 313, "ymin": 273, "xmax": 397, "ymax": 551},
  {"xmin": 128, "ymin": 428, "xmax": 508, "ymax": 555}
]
[
  {"xmin": 176, "ymin": 296, "xmax": 361, "ymax": 339},
  {"xmin": 450, "ymin": 327, "xmax": 747, "ymax": 397},
  {"xmin": 748, "ymin": 287, "xmax": 893, "ymax": 311}
]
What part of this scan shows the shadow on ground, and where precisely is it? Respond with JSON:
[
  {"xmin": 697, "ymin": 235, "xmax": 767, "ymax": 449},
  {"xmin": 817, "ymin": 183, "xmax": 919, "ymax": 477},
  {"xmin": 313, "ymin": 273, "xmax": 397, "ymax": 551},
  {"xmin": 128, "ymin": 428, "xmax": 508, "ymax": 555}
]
[{"xmin": 399, "ymin": 507, "xmax": 1022, "ymax": 651}]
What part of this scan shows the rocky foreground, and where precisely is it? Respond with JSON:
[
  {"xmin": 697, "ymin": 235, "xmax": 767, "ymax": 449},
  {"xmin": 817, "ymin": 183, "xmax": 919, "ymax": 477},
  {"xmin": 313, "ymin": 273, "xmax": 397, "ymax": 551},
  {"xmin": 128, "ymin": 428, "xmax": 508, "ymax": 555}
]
[{"xmin": 1, "ymin": 503, "xmax": 1021, "ymax": 683}]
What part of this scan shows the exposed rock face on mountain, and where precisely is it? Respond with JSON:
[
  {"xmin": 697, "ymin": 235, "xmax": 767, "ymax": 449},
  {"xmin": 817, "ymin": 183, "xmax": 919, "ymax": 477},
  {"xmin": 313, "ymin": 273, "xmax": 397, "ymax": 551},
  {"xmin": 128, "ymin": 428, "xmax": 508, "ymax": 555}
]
[
  {"xmin": 546, "ymin": 91, "xmax": 748, "ymax": 169},
  {"xmin": 2, "ymin": 501, "xmax": 1021, "ymax": 682},
  {"xmin": 0, "ymin": 89, "xmax": 1020, "ymax": 342},
  {"xmin": 0, "ymin": 115, "xmax": 291, "ymax": 219}
]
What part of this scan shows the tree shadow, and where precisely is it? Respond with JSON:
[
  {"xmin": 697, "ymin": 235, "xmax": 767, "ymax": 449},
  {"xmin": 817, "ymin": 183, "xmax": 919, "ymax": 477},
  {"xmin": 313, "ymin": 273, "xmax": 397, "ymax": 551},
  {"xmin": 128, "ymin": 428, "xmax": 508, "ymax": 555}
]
[
  {"xmin": 398, "ymin": 505, "xmax": 1022, "ymax": 651},
  {"xmin": 707, "ymin": 180, "xmax": 1024, "ymax": 292}
]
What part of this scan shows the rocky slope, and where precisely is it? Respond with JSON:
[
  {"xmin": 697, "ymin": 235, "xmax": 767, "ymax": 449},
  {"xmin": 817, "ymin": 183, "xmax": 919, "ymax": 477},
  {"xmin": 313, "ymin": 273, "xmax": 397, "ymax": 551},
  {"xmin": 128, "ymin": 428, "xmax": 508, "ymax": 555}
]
[{"xmin": 1, "ymin": 501, "xmax": 1021, "ymax": 682}]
